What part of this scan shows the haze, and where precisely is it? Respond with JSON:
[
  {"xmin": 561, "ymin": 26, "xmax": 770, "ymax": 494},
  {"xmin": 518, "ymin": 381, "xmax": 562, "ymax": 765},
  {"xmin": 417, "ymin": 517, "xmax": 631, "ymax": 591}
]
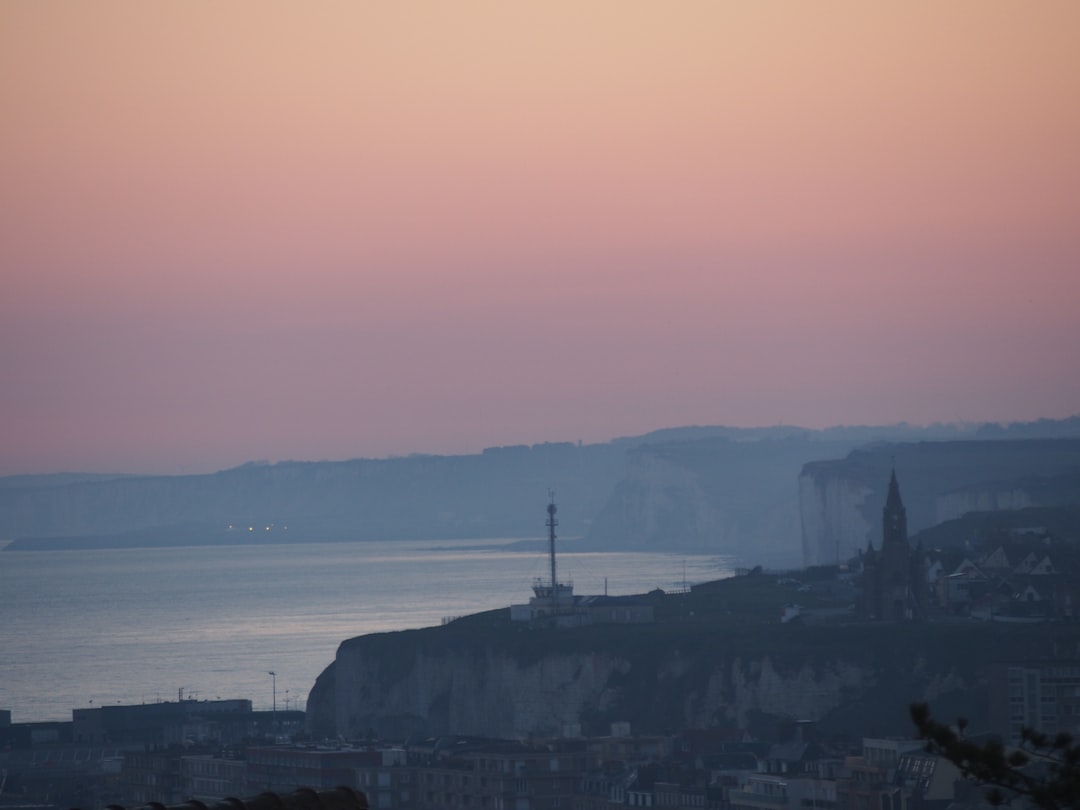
[{"xmin": 2, "ymin": 2, "xmax": 1078, "ymax": 476}]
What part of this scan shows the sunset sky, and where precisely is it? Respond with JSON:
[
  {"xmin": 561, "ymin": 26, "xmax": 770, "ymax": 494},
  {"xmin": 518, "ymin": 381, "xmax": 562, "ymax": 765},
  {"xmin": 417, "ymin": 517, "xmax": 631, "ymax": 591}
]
[{"xmin": 2, "ymin": 2, "xmax": 1079, "ymax": 475}]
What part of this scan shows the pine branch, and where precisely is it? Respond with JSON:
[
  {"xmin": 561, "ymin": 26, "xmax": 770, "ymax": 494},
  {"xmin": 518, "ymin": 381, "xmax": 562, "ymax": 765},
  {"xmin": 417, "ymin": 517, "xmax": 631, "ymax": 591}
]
[{"xmin": 909, "ymin": 702, "xmax": 1080, "ymax": 810}]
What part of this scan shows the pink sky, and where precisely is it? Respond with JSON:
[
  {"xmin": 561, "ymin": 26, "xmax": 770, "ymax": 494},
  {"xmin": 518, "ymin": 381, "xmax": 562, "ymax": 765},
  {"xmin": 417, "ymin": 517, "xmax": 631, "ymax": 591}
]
[{"xmin": 2, "ymin": 2, "xmax": 1079, "ymax": 475}]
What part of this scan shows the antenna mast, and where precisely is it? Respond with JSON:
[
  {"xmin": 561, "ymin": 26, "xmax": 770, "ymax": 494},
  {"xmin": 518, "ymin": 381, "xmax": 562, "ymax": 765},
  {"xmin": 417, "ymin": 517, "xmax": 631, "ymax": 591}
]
[{"xmin": 546, "ymin": 491, "xmax": 558, "ymax": 617}]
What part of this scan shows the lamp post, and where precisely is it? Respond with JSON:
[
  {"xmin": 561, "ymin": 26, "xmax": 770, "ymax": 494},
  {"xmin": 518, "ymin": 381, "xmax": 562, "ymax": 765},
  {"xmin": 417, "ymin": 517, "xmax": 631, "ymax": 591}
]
[{"xmin": 267, "ymin": 671, "xmax": 277, "ymax": 737}]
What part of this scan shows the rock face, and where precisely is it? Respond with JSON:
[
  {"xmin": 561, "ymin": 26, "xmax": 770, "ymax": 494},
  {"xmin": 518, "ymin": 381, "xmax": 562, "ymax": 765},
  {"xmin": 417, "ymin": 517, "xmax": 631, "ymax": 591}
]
[
  {"xmin": 586, "ymin": 437, "xmax": 863, "ymax": 564},
  {"xmin": 0, "ymin": 427, "xmax": 873, "ymax": 560},
  {"xmin": 315, "ymin": 634, "xmax": 867, "ymax": 740},
  {"xmin": 798, "ymin": 474, "xmax": 875, "ymax": 567},
  {"xmin": 799, "ymin": 439, "xmax": 1080, "ymax": 566},
  {"xmin": 308, "ymin": 618, "xmax": 1075, "ymax": 741},
  {"xmin": 330, "ymin": 642, "xmax": 631, "ymax": 739}
]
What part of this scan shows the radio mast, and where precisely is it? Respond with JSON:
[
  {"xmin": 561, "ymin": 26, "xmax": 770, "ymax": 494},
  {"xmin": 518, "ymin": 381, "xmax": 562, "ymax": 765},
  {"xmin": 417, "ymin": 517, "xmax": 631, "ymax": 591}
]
[{"xmin": 546, "ymin": 491, "xmax": 558, "ymax": 617}]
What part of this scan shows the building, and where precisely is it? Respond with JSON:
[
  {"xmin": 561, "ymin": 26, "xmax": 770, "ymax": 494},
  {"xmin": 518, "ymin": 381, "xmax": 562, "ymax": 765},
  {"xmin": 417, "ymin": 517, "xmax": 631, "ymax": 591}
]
[
  {"xmin": 510, "ymin": 585, "xmax": 655, "ymax": 626},
  {"xmin": 122, "ymin": 749, "xmax": 189, "ymax": 806},
  {"xmin": 409, "ymin": 737, "xmax": 595, "ymax": 810},
  {"xmin": 510, "ymin": 498, "xmax": 653, "ymax": 627},
  {"xmin": 354, "ymin": 748, "xmax": 413, "ymax": 810},
  {"xmin": 860, "ymin": 471, "xmax": 923, "ymax": 621},
  {"xmin": 728, "ymin": 773, "xmax": 790, "ymax": 810},
  {"xmin": 73, "ymin": 699, "xmax": 256, "ymax": 746},
  {"xmin": 245, "ymin": 745, "xmax": 383, "ymax": 795},
  {"xmin": 834, "ymin": 756, "xmax": 901, "ymax": 810},
  {"xmin": 988, "ymin": 661, "xmax": 1080, "ymax": 744},
  {"xmin": 182, "ymin": 752, "xmax": 249, "ymax": 801}
]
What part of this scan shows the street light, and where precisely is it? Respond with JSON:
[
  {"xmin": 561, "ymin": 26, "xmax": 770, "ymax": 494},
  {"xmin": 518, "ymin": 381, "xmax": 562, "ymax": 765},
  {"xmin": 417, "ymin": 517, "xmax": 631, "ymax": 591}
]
[{"xmin": 267, "ymin": 671, "xmax": 277, "ymax": 736}]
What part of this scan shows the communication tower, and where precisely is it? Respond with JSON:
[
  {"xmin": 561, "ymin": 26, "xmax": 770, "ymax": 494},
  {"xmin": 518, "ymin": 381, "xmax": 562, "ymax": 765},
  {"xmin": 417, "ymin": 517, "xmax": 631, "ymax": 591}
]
[{"xmin": 546, "ymin": 491, "xmax": 558, "ymax": 616}]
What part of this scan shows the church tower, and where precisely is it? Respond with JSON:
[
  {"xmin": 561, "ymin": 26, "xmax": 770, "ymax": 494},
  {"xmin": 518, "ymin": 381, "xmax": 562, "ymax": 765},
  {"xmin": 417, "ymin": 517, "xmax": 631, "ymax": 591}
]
[
  {"xmin": 861, "ymin": 468, "xmax": 917, "ymax": 620},
  {"xmin": 877, "ymin": 468, "xmax": 912, "ymax": 620},
  {"xmin": 882, "ymin": 469, "xmax": 907, "ymax": 549}
]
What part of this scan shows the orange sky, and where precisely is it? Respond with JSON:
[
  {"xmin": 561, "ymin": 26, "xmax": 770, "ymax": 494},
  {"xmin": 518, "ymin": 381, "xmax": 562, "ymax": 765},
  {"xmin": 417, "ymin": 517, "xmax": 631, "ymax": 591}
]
[{"xmin": 2, "ymin": 2, "xmax": 1079, "ymax": 474}]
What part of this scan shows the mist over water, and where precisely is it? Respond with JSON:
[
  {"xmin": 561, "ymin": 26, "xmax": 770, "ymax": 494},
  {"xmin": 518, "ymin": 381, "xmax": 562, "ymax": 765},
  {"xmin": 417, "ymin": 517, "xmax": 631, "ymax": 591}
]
[{"xmin": 0, "ymin": 540, "xmax": 732, "ymax": 723}]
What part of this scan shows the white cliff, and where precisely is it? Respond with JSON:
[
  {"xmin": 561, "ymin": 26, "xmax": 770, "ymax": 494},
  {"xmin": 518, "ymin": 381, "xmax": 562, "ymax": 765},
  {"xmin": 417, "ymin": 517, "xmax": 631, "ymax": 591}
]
[
  {"xmin": 305, "ymin": 616, "xmax": 1064, "ymax": 741},
  {"xmin": 799, "ymin": 472, "xmax": 875, "ymax": 566}
]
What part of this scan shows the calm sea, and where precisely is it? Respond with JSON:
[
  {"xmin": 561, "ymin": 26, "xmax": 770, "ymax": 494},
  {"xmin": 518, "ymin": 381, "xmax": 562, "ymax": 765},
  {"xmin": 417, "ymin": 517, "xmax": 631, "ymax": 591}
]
[{"xmin": 0, "ymin": 539, "xmax": 732, "ymax": 723}]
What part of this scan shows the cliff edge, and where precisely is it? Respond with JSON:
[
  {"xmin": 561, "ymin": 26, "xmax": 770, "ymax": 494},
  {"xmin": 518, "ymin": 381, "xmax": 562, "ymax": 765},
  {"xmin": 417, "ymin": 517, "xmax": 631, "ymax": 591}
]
[{"xmin": 307, "ymin": 574, "xmax": 1078, "ymax": 741}]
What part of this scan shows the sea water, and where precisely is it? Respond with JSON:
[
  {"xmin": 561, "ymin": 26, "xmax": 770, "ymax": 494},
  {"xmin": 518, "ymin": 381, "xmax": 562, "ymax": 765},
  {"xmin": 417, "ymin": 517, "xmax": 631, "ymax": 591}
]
[{"xmin": 0, "ymin": 539, "xmax": 732, "ymax": 722}]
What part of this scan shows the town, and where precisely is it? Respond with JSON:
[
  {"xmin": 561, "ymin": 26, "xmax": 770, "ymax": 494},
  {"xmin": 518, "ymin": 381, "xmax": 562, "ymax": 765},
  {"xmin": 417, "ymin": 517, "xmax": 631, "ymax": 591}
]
[{"xmin": 4, "ymin": 473, "xmax": 1077, "ymax": 810}]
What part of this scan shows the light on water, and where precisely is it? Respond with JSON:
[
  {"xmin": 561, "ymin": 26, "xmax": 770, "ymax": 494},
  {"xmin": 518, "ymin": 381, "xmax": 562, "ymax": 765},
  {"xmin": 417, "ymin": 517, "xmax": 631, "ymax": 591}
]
[{"xmin": 0, "ymin": 539, "xmax": 732, "ymax": 722}]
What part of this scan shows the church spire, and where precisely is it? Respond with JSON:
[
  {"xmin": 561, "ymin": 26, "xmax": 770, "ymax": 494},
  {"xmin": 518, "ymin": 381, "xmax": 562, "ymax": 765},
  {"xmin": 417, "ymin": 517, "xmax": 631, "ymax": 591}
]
[
  {"xmin": 885, "ymin": 468, "xmax": 904, "ymax": 513},
  {"xmin": 882, "ymin": 467, "xmax": 907, "ymax": 548}
]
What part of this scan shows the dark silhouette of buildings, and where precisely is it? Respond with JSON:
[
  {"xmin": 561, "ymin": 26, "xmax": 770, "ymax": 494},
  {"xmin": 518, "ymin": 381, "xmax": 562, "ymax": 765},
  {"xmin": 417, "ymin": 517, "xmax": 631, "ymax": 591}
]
[
  {"xmin": 861, "ymin": 470, "xmax": 923, "ymax": 620},
  {"xmin": 72, "ymin": 786, "xmax": 368, "ymax": 810}
]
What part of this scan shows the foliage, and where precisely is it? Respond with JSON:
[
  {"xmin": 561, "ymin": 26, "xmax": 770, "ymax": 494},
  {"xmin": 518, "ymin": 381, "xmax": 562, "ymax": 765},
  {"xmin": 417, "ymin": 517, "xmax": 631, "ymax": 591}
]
[{"xmin": 910, "ymin": 702, "xmax": 1080, "ymax": 809}]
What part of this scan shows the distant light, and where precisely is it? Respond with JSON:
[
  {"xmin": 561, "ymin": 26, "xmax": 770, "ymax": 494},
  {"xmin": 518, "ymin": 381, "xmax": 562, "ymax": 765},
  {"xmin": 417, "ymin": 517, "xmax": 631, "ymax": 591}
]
[{"xmin": 249, "ymin": 527, "xmax": 254, "ymax": 532}]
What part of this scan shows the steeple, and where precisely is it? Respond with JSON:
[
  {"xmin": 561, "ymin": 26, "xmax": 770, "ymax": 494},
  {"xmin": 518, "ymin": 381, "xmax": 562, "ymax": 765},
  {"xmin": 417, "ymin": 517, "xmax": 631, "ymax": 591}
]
[
  {"xmin": 882, "ymin": 468, "xmax": 907, "ymax": 548},
  {"xmin": 885, "ymin": 468, "xmax": 903, "ymax": 511}
]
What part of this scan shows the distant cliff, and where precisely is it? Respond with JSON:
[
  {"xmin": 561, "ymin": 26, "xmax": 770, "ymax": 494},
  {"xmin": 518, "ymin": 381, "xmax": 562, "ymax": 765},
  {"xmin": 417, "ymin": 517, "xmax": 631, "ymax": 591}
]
[
  {"xmin": 307, "ymin": 600, "xmax": 1079, "ymax": 741},
  {"xmin": 584, "ymin": 437, "xmax": 864, "ymax": 565},
  {"xmin": 580, "ymin": 424, "xmax": 1043, "ymax": 563},
  {"xmin": 799, "ymin": 439, "xmax": 1080, "ymax": 565},
  {"xmin": 6, "ymin": 419, "xmax": 1079, "ymax": 559},
  {"xmin": 0, "ymin": 443, "xmax": 624, "ymax": 544},
  {"xmin": 0, "ymin": 426, "xmax": 923, "ymax": 557}
]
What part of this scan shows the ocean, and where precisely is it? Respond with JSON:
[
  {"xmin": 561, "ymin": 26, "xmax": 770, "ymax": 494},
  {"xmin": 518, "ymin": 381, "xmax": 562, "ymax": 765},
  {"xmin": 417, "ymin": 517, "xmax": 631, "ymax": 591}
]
[{"xmin": 0, "ymin": 539, "xmax": 732, "ymax": 723}]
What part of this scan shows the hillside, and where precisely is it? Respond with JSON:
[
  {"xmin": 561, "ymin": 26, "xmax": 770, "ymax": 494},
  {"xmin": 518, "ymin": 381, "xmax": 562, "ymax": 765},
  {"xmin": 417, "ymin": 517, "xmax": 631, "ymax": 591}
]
[
  {"xmin": 5, "ymin": 419, "xmax": 1079, "ymax": 564},
  {"xmin": 0, "ymin": 442, "xmax": 624, "ymax": 546}
]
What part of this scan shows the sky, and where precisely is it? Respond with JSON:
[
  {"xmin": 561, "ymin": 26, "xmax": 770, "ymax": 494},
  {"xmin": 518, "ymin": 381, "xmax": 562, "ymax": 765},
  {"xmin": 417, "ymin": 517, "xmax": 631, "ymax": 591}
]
[{"xmin": 2, "ymin": 2, "xmax": 1079, "ymax": 476}]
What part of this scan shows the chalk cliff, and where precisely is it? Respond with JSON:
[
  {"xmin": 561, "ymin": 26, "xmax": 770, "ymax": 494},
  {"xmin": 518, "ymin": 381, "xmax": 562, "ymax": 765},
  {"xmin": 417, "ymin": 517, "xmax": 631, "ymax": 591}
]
[
  {"xmin": 7, "ymin": 420, "xmax": 1078, "ymax": 561},
  {"xmin": 307, "ymin": 608, "xmax": 1076, "ymax": 741},
  {"xmin": 799, "ymin": 439, "xmax": 1080, "ymax": 566},
  {"xmin": 585, "ymin": 436, "xmax": 862, "ymax": 565}
]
